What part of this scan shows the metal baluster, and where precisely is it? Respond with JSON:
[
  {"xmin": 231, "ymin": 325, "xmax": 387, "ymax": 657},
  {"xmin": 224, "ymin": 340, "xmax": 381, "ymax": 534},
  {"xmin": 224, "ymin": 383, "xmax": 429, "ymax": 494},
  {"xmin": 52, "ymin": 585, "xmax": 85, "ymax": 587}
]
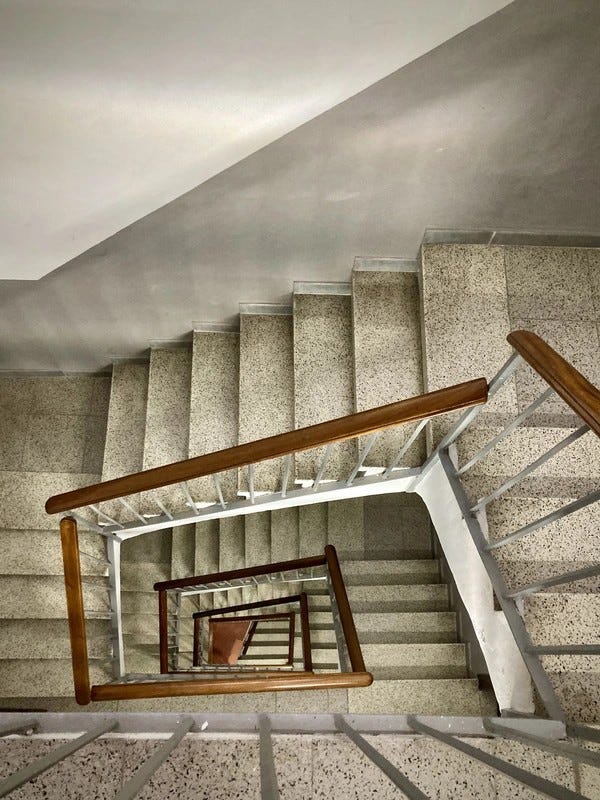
[
  {"xmin": 457, "ymin": 388, "xmax": 554, "ymax": 475},
  {"xmin": 471, "ymin": 424, "xmax": 590, "ymax": 512},
  {"xmin": 117, "ymin": 497, "xmax": 149, "ymax": 524},
  {"xmin": 0, "ymin": 719, "xmax": 37, "ymax": 737},
  {"xmin": 107, "ymin": 536, "xmax": 125, "ymax": 678},
  {"xmin": 213, "ymin": 474, "xmax": 226, "ymax": 509},
  {"xmin": 346, "ymin": 433, "xmax": 378, "ymax": 486},
  {"xmin": 259, "ymin": 715, "xmax": 280, "ymax": 800},
  {"xmin": 115, "ymin": 718, "xmax": 194, "ymax": 800},
  {"xmin": 65, "ymin": 510, "xmax": 106, "ymax": 535},
  {"xmin": 506, "ymin": 563, "xmax": 600, "ymax": 599},
  {"xmin": 0, "ymin": 721, "xmax": 116, "ymax": 797},
  {"xmin": 88, "ymin": 503, "xmax": 124, "ymax": 528},
  {"xmin": 248, "ymin": 464, "xmax": 255, "ymax": 504},
  {"xmin": 313, "ymin": 444, "xmax": 332, "ymax": 491},
  {"xmin": 526, "ymin": 644, "xmax": 600, "ymax": 656},
  {"xmin": 179, "ymin": 481, "xmax": 200, "ymax": 515},
  {"xmin": 407, "ymin": 717, "xmax": 586, "ymax": 800},
  {"xmin": 152, "ymin": 495, "xmax": 174, "ymax": 520},
  {"xmin": 383, "ymin": 418, "xmax": 430, "ymax": 478},
  {"xmin": 483, "ymin": 719, "xmax": 600, "ymax": 769},
  {"xmin": 281, "ymin": 454, "xmax": 293, "ymax": 498},
  {"xmin": 335, "ymin": 716, "xmax": 429, "ymax": 799},
  {"xmin": 485, "ymin": 489, "xmax": 600, "ymax": 550},
  {"xmin": 567, "ymin": 723, "xmax": 600, "ymax": 743}
]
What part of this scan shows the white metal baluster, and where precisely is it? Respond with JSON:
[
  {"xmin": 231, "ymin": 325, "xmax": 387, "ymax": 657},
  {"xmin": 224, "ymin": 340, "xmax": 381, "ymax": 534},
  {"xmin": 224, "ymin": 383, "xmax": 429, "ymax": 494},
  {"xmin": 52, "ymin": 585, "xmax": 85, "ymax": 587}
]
[
  {"xmin": 152, "ymin": 495, "xmax": 174, "ymax": 520},
  {"xmin": 281, "ymin": 455, "xmax": 293, "ymax": 498},
  {"xmin": 346, "ymin": 433, "xmax": 378, "ymax": 485},
  {"xmin": 88, "ymin": 504, "xmax": 124, "ymax": 528},
  {"xmin": 117, "ymin": 497, "xmax": 148, "ymax": 524},
  {"xmin": 313, "ymin": 444, "xmax": 332, "ymax": 491},
  {"xmin": 248, "ymin": 464, "xmax": 255, "ymax": 504},
  {"xmin": 115, "ymin": 718, "xmax": 194, "ymax": 800},
  {"xmin": 383, "ymin": 418, "xmax": 429, "ymax": 478},
  {"xmin": 213, "ymin": 474, "xmax": 226, "ymax": 509},
  {"xmin": 66, "ymin": 510, "xmax": 106, "ymax": 535},
  {"xmin": 179, "ymin": 481, "xmax": 200, "ymax": 514},
  {"xmin": 106, "ymin": 536, "xmax": 125, "ymax": 678}
]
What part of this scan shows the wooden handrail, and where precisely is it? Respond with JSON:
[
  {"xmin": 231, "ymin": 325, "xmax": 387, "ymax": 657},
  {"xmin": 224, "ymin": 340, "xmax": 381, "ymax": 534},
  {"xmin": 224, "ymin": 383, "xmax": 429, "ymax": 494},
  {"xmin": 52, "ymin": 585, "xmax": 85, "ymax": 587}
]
[
  {"xmin": 60, "ymin": 517, "xmax": 91, "ymax": 705},
  {"xmin": 325, "ymin": 544, "xmax": 366, "ymax": 673},
  {"xmin": 508, "ymin": 330, "xmax": 600, "ymax": 437},
  {"xmin": 154, "ymin": 553, "xmax": 327, "ymax": 592},
  {"xmin": 46, "ymin": 378, "xmax": 488, "ymax": 514},
  {"xmin": 90, "ymin": 670, "xmax": 373, "ymax": 701},
  {"xmin": 299, "ymin": 591, "xmax": 312, "ymax": 672}
]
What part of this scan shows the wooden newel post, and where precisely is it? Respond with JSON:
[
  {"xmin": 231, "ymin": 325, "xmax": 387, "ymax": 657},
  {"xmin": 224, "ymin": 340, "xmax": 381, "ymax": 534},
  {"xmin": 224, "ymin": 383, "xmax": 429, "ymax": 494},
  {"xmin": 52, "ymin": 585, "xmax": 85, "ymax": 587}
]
[{"xmin": 60, "ymin": 516, "xmax": 91, "ymax": 705}]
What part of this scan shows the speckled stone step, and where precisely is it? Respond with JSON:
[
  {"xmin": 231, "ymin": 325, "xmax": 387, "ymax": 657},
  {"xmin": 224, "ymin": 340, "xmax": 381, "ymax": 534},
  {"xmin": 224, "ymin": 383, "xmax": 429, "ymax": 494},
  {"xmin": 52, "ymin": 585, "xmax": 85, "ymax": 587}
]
[
  {"xmin": 0, "ymin": 660, "xmax": 111, "ymax": 697},
  {"xmin": 0, "ymin": 575, "xmax": 110, "ymax": 619},
  {"xmin": 238, "ymin": 311, "xmax": 294, "ymax": 493},
  {"xmin": 194, "ymin": 518, "xmax": 220, "ymax": 574},
  {"xmin": 298, "ymin": 504, "xmax": 327, "ymax": 558},
  {"xmin": 243, "ymin": 512, "xmax": 272, "ymax": 602},
  {"xmin": 217, "ymin": 516, "xmax": 245, "ymax": 607},
  {"xmin": 522, "ymin": 593, "xmax": 600, "ymax": 645},
  {"xmin": 270, "ymin": 508, "xmax": 299, "ymax": 564},
  {"xmin": 100, "ymin": 360, "xmax": 149, "ymax": 523},
  {"xmin": 354, "ymin": 611, "xmax": 458, "ymax": 644},
  {"xmin": 327, "ymin": 498, "xmax": 364, "ymax": 560},
  {"xmin": 120, "ymin": 529, "xmax": 171, "ymax": 565},
  {"xmin": 293, "ymin": 292, "xmax": 356, "ymax": 482},
  {"xmin": 170, "ymin": 523, "xmax": 196, "ymax": 580},
  {"xmin": 361, "ymin": 643, "xmax": 468, "ymax": 680},
  {"xmin": 188, "ymin": 330, "xmax": 240, "ymax": 504},
  {"xmin": 0, "ymin": 529, "xmax": 106, "ymax": 575},
  {"xmin": 352, "ymin": 269, "xmax": 424, "ymax": 468},
  {"xmin": 141, "ymin": 346, "xmax": 192, "ymax": 514},
  {"xmin": 363, "ymin": 494, "xmax": 433, "ymax": 560},
  {"xmin": 120, "ymin": 561, "xmax": 171, "ymax": 592},
  {"xmin": 348, "ymin": 677, "xmax": 490, "ymax": 715},
  {"xmin": 308, "ymin": 583, "xmax": 449, "ymax": 613},
  {"xmin": 340, "ymin": 559, "xmax": 440, "ymax": 585},
  {"xmin": 0, "ymin": 619, "xmax": 111, "ymax": 660}
]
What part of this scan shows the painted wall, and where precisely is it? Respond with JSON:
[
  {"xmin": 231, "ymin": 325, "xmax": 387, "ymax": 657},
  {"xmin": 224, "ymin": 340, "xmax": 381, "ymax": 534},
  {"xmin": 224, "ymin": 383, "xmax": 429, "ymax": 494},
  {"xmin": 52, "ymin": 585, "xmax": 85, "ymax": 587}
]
[{"xmin": 1, "ymin": 0, "xmax": 599, "ymax": 372}]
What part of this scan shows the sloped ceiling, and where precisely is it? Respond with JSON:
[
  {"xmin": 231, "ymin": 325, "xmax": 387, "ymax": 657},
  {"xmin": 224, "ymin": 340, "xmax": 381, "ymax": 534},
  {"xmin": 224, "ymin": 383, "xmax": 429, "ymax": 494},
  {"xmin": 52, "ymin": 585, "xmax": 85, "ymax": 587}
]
[{"xmin": 0, "ymin": 0, "xmax": 511, "ymax": 280}]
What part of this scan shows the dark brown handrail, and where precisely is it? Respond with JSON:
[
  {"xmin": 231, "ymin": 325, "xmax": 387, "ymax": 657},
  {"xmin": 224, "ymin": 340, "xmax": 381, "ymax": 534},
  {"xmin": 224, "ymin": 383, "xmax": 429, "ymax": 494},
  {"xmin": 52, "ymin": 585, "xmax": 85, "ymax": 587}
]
[
  {"xmin": 154, "ymin": 553, "xmax": 327, "ymax": 592},
  {"xmin": 46, "ymin": 378, "xmax": 488, "ymax": 514},
  {"xmin": 60, "ymin": 517, "xmax": 91, "ymax": 705},
  {"xmin": 508, "ymin": 330, "xmax": 600, "ymax": 437},
  {"xmin": 325, "ymin": 545, "xmax": 365, "ymax": 673},
  {"xmin": 90, "ymin": 670, "xmax": 373, "ymax": 702}
]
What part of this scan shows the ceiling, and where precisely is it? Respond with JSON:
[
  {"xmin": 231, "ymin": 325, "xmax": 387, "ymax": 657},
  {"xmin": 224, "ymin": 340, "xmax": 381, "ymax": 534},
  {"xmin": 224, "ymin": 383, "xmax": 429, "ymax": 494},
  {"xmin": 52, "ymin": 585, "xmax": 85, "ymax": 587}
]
[{"xmin": 0, "ymin": 0, "xmax": 511, "ymax": 281}]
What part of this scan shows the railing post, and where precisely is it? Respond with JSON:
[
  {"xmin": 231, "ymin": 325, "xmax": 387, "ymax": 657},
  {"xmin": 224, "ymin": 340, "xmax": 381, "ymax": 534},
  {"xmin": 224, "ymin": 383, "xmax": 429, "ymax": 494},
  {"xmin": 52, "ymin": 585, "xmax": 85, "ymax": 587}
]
[
  {"xmin": 107, "ymin": 536, "xmax": 125, "ymax": 678},
  {"xmin": 325, "ymin": 545, "xmax": 366, "ymax": 673},
  {"xmin": 60, "ymin": 516, "xmax": 91, "ymax": 705},
  {"xmin": 158, "ymin": 590, "xmax": 169, "ymax": 674}
]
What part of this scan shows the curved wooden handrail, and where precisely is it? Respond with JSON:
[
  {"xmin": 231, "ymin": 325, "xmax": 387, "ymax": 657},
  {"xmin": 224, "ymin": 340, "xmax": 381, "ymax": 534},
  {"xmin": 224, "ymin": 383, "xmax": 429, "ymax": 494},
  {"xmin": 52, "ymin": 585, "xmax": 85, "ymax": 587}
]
[
  {"xmin": 46, "ymin": 378, "xmax": 488, "ymax": 514},
  {"xmin": 90, "ymin": 670, "xmax": 373, "ymax": 702},
  {"xmin": 508, "ymin": 330, "xmax": 600, "ymax": 437},
  {"xmin": 60, "ymin": 517, "xmax": 91, "ymax": 705}
]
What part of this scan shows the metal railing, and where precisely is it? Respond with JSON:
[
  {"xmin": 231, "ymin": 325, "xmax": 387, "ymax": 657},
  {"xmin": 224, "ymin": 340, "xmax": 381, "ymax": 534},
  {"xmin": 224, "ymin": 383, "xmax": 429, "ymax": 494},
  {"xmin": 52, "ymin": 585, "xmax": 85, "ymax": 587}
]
[{"xmin": 1, "ymin": 712, "xmax": 599, "ymax": 799}]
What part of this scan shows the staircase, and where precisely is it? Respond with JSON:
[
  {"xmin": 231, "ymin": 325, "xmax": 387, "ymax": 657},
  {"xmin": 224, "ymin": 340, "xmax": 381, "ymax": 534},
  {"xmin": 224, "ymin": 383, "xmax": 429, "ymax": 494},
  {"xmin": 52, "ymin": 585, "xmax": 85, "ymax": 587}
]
[{"xmin": 0, "ymin": 238, "xmax": 598, "ymax": 722}]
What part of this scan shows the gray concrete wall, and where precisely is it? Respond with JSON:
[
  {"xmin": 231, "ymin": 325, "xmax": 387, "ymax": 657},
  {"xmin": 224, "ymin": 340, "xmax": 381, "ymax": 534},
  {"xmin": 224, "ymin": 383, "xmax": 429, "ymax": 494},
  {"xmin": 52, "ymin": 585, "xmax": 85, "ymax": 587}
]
[{"xmin": 2, "ymin": 0, "xmax": 599, "ymax": 372}]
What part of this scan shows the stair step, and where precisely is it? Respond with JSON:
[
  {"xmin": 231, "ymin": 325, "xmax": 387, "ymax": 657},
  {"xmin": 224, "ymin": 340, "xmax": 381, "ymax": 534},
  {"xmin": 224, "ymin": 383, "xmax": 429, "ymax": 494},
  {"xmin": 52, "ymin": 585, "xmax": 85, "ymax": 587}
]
[
  {"xmin": 327, "ymin": 499, "xmax": 364, "ymax": 560},
  {"xmin": 0, "ymin": 619, "xmax": 111, "ymax": 660},
  {"xmin": 171, "ymin": 523, "xmax": 196, "ymax": 580},
  {"xmin": 354, "ymin": 611, "xmax": 457, "ymax": 644},
  {"xmin": 121, "ymin": 528, "xmax": 171, "ymax": 565},
  {"xmin": 352, "ymin": 269, "xmax": 424, "ymax": 467},
  {"xmin": 141, "ymin": 346, "xmax": 192, "ymax": 513},
  {"xmin": 340, "ymin": 559, "xmax": 440, "ymax": 585},
  {"xmin": 188, "ymin": 330, "xmax": 239, "ymax": 503},
  {"xmin": 0, "ymin": 529, "xmax": 106, "ymax": 576},
  {"xmin": 270, "ymin": 507, "xmax": 299, "ymax": 565},
  {"xmin": 298, "ymin": 504, "xmax": 327, "ymax": 558},
  {"xmin": 361, "ymin": 643, "xmax": 468, "ymax": 680},
  {"xmin": 217, "ymin": 517, "xmax": 245, "ymax": 607},
  {"xmin": 363, "ymin": 494, "xmax": 433, "ymax": 560},
  {"xmin": 348, "ymin": 678, "xmax": 488, "ymax": 715},
  {"xmin": 238, "ymin": 312, "xmax": 294, "ymax": 493},
  {"xmin": 523, "ymin": 593, "xmax": 600, "ymax": 645},
  {"xmin": 293, "ymin": 292, "xmax": 356, "ymax": 481},
  {"xmin": 120, "ymin": 561, "xmax": 171, "ymax": 592},
  {"xmin": 0, "ymin": 575, "xmax": 109, "ymax": 619},
  {"xmin": 244, "ymin": 513, "xmax": 272, "ymax": 602},
  {"xmin": 0, "ymin": 660, "xmax": 111, "ymax": 698},
  {"xmin": 310, "ymin": 584, "xmax": 449, "ymax": 613},
  {"xmin": 100, "ymin": 361, "xmax": 149, "ymax": 523}
]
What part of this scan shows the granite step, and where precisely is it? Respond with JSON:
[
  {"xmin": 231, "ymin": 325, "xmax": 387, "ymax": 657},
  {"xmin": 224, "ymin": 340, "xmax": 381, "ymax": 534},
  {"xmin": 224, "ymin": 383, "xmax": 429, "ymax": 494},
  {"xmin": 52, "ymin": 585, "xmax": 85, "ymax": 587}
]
[
  {"xmin": 0, "ymin": 529, "xmax": 106, "ymax": 576},
  {"xmin": 244, "ymin": 512, "xmax": 272, "ymax": 602},
  {"xmin": 194, "ymin": 518, "xmax": 220, "ymax": 574},
  {"xmin": 170, "ymin": 523, "xmax": 196, "ymax": 580},
  {"xmin": 348, "ymin": 677, "xmax": 492, "ymax": 715},
  {"xmin": 120, "ymin": 529, "xmax": 171, "ymax": 565},
  {"xmin": 363, "ymin": 494, "xmax": 434, "ymax": 560},
  {"xmin": 141, "ymin": 345, "xmax": 192, "ymax": 514},
  {"xmin": 327, "ymin": 498, "xmax": 364, "ymax": 560},
  {"xmin": 352, "ymin": 268, "xmax": 424, "ymax": 468},
  {"xmin": 0, "ymin": 575, "xmax": 110, "ymax": 619},
  {"xmin": 0, "ymin": 660, "xmax": 112, "ymax": 698},
  {"xmin": 298, "ymin": 504, "xmax": 327, "ymax": 558},
  {"xmin": 120, "ymin": 561, "xmax": 171, "ymax": 592},
  {"xmin": 238, "ymin": 310, "xmax": 294, "ymax": 493},
  {"xmin": 361, "ymin": 643, "xmax": 468, "ymax": 680},
  {"xmin": 293, "ymin": 291, "xmax": 356, "ymax": 482},
  {"xmin": 354, "ymin": 611, "xmax": 458, "ymax": 644},
  {"xmin": 522, "ymin": 593, "xmax": 600, "ymax": 645},
  {"xmin": 100, "ymin": 360, "xmax": 149, "ymax": 523},
  {"xmin": 188, "ymin": 330, "xmax": 240, "ymax": 504},
  {"xmin": 270, "ymin": 508, "xmax": 299, "ymax": 565},
  {"xmin": 340, "ymin": 559, "xmax": 440, "ymax": 585},
  {"xmin": 217, "ymin": 517, "xmax": 245, "ymax": 607},
  {"xmin": 307, "ymin": 583, "xmax": 449, "ymax": 613},
  {"xmin": 0, "ymin": 619, "xmax": 111, "ymax": 660}
]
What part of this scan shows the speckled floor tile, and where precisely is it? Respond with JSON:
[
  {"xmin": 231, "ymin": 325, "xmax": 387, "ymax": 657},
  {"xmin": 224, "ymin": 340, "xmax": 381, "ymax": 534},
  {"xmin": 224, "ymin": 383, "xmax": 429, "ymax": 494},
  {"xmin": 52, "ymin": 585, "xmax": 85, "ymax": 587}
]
[
  {"xmin": 522, "ymin": 593, "xmax": 600, "ymax": 645},
  {"xmin": 0, "ymin": 411, "xmax": 29, "ymax": 470},
  {"xmin": 238, "ymin": 314, "xmax": 294, "ymax": 492},
  {"xmin": 352, "ymin": 270, "xmax": 424, "ymax": 466},
  {"xmin": 101, "ymin": 361, "xmax": 149, "ymax": 481},
  {"xmin": 22, "ymin": 412, "xmax": 89, "ymax": 473},
  {"xmin": 119, "ymin": 737, "xmax": 260, "ymax": 799},
  {"xmin": 272, "ymin": 736, "xmax": 313, "ymax": 799},
  {"xmin": 327, "ymin": 498, "xmax": 364, "ymax": 560},
  {"xmin": 490, "ymin": 737, "xmax": 577, "ymax": 798},
  {"xmin": 293, "ymin": 293, "xmax": 356, "ymax": 479},
  {"xmin": 29, "ymin": 375, "xmax": 111, "ymax": 417},
  {"xmin": 0, "ymin": 738, "xmax": 125, "ymax": 799},
  {"xmin": 0, "ymin": 376, "xmax": 37, "ymax": 414}
]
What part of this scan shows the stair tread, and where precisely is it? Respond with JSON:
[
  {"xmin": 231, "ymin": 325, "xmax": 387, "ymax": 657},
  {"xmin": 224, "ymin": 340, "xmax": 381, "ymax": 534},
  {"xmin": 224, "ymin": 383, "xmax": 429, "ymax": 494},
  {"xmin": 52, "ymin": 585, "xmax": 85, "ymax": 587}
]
[{"xmin": 348, "ymin": 678, "xmax": 489, "ymax": 715}]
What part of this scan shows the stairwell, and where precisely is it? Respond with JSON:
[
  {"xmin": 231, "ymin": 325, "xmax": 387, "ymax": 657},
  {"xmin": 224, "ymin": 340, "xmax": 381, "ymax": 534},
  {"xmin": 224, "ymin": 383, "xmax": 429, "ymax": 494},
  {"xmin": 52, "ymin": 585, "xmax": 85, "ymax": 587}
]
[{"xmin": 0, "ymin": 237, "xmax": 598, "ymax": 722}]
